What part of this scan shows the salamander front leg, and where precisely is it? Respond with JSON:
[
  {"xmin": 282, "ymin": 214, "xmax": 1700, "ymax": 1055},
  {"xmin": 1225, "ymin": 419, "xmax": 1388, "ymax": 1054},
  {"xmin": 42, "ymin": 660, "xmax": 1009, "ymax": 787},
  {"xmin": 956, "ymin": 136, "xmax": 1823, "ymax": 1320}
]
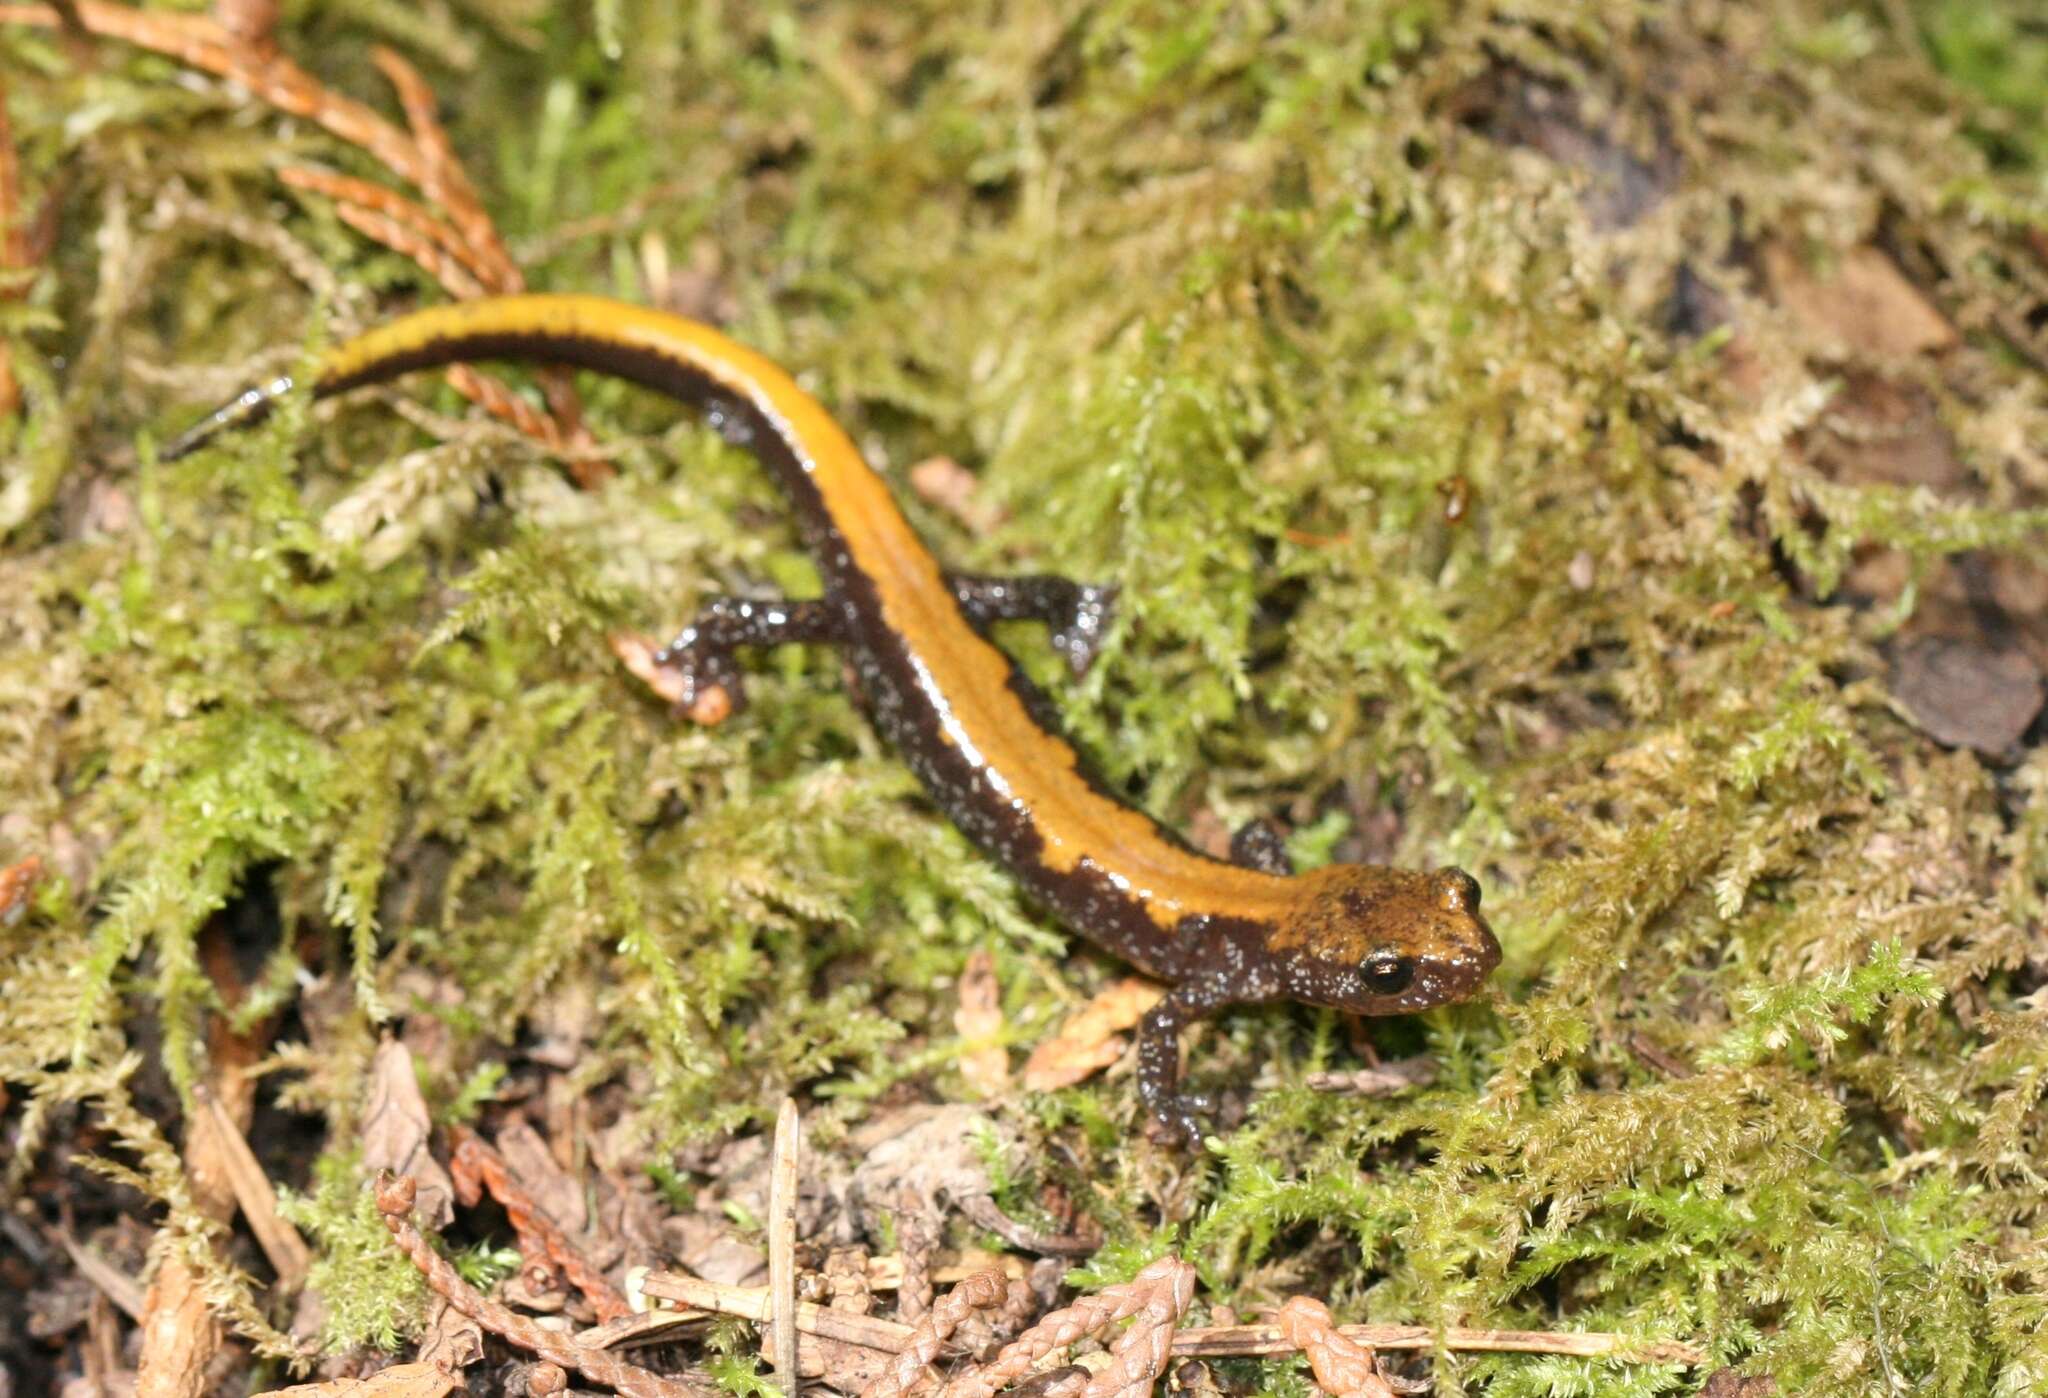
[
  {"xmin": 947, "ymin": 573, "xmax": 1116, "ymax": 677},
  {"xmin": 1136, "ymin": 973, "xmax": 1248, "ymax": 1148},
  {"xmin": 1229, "ymin": 818, "xmax": 1295, "ymax": 875},
  {"xmin": 654, "ymin": 597, "xmax": 848, "ymax": 724}
]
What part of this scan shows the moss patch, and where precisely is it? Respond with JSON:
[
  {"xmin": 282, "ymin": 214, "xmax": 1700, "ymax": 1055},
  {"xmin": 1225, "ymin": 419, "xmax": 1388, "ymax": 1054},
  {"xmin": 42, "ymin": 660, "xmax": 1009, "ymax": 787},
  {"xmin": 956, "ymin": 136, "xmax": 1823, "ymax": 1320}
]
[{"xmin": 3, "ymin": 2, "xmax": 2046, "ymax": 1394}]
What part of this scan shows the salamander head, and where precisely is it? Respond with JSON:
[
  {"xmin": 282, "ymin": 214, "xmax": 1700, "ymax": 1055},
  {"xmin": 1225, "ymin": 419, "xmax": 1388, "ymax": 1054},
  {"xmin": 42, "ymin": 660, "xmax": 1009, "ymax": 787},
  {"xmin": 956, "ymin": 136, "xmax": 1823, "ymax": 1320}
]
[{"xmin": 1265, "ymin": 864, "xmax": 1500, "ymax": 1014}]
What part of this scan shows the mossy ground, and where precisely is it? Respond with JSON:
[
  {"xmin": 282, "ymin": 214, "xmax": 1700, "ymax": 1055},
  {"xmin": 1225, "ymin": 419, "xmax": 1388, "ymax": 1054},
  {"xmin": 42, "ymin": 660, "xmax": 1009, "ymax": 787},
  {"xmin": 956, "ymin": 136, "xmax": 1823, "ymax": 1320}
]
[{"xmin": 3, "ymin": 2, "xmax": 2046, "ymax": 1395}]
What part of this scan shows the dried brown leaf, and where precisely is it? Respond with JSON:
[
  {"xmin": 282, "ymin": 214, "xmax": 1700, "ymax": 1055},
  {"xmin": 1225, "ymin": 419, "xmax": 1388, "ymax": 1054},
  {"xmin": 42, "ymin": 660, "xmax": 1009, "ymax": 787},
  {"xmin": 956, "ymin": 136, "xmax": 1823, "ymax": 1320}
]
[
  {"xmin": 1302, "ymin": 1057, "xmax": 1437, "ymax": 1098},
  {"xmin": 414, "ymin": 1298, "xmax": 484, "ymax": 1377},
  {"xmin": 362, "ymin": 1039, "xmax": 455, "ymax": 1227},
  {"xmin": 1021, "ymin": 980, "xmax": 1162, "ymax": 1091},
  {"xmin": 954, "ymin": 949, "xmax": 1011, "ymax": 1097},
  {"xmin": 909, "ymin": 456, "xmax": 1005, "ymax": 536},
  {"xmin": 1762, "ymin": 243, "xmax": 1958, "ymax": 357},
  {"xmin": 1890, "ymin": 637, "xmax": 2044, "ymax": 756}
]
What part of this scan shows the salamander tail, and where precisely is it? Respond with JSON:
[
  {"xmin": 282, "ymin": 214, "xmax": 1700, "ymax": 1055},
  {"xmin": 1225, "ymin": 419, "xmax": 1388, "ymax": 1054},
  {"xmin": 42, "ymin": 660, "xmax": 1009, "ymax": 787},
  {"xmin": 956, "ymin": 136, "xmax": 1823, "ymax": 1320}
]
[{"xmin": 161, "ymin": 375, "xmax": 297, "ymax": 462}]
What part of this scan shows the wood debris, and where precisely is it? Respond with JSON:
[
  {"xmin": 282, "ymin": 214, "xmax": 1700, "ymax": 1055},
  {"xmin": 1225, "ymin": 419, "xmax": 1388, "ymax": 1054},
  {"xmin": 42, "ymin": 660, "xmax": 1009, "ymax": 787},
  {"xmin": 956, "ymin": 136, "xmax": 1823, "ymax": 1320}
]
[
  {"xmin": 450, "ymin": 1124, "xmax": 630, "ymax": 1321},
  {"xmin": 375, "ymin": 1172, "xmax": 712, "ymax": 1398},
  {"xmin": 253, "ymin": 1363, "xmax": 457, "ymax": 1398},
  {"xmin": 1303, "ymin": 1057, "xmax": 1438, "ymax": 1098}
]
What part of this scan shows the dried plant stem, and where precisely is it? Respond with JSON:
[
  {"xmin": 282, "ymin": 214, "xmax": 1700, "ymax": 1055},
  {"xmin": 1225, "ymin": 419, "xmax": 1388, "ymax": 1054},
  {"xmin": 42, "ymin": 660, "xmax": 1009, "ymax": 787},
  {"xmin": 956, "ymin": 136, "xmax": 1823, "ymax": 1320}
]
[
  {"xmin": 277, "ymin": 168, "xmax": 496, "ymax": 293},
  {"xmin": 56, "ymin": 1230, "xmax": 145, "ymax": 1320},
  {"xmin": 447, "ymin": 1127, "xmax": 630, "ymax": 1323},
  {"xmin": 366, "ymin": 45, "xmax": 518, "ymax": 291},
  {"xmin": 644, "ymin": 1268, "xmax": 1705, "ymax": 1370},
  {"xmin": 1170, "ymin": 1323, "xmax": 1702, "ymax": 1365},
  {"xmin": 328, "ymin": 203, "xmax": 486, "ymax": 299},
  {"xmin": 211, "ymin": 0, "xmax": 276, "ymax": 55},
  {"xmin": 1274, "ymin": 1298, "xmax": 1394, "ymax": 1398},
  {"xmin": 188, "ymin": 1084, "xmax": 311, "ymax": 1291},
  {"xmin": 442, "ymin": 366, "xmax": 571, "ymax": 455},
  {"xmin": 642, "ymin": 1273, "xmax": 918, "ymax": 1352},
  {"xmin": 376, "ymin": 1172, "xmax": 711, "ymax": 1398},
  {"xmin": 938, "ymin": 1257, "xmax": 1196, "ymax": 1398},
  {"xmin": 859, "ymin": 1271, "xmax": 1014, "ymax": 1398},
  {"xmin": 769, "ymin": 1098, "xmax": 803, "ymax": 1394}
]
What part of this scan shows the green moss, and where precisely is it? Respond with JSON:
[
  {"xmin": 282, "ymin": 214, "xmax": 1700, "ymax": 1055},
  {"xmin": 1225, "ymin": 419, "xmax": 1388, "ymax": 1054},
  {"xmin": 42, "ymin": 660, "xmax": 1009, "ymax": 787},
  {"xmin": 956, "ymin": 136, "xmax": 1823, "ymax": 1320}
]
[
  {"xmin": 278, "ymin": 1154, "xmax": 435, "ymax": 1353},
  {"xmin": 4, "ymin": 1, "xmax": 2047, "ymax": 1392}
]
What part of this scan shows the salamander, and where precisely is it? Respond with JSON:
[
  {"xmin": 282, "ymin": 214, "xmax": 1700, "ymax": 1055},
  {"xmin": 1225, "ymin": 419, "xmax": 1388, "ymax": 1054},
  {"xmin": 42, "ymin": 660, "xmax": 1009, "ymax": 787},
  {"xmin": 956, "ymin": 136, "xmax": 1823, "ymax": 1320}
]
[{"xmin": 169, "ymin": 293, "xmax": 1502, "ymax": 1144}]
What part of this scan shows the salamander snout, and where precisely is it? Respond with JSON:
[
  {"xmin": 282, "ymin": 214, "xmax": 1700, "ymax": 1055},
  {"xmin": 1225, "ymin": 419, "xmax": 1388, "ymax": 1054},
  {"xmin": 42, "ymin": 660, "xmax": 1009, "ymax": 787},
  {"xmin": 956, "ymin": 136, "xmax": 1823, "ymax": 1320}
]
[{"xmin": 1266, "ymin": 863, "xmax": 1502, "ymax": 1015}]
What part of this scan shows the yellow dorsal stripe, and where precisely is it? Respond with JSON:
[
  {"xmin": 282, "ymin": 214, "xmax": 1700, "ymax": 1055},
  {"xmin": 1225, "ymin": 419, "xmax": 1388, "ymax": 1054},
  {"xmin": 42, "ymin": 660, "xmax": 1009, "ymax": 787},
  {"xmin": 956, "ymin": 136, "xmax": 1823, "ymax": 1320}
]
[{"xmin": 324, "ymin": 295, "xmax": 1297, "ymax": 926}]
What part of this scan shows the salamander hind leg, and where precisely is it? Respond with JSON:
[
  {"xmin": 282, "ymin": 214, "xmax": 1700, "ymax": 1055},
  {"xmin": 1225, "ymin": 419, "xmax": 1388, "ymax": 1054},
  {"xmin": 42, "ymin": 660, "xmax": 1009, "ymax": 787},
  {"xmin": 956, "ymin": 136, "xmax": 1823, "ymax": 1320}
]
[
  {"xmin": 654, "ymin": 597, "xmax": 847, "ymax": 725},
  {"xmin": 947, "ymin": 573, "xmax": 1116, "ymax": 677}
]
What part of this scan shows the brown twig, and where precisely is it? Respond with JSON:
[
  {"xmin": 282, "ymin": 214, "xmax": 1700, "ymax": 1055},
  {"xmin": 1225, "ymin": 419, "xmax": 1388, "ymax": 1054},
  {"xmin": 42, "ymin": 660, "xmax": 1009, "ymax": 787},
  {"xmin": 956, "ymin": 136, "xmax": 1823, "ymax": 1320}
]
[
  {"xmin": 360, "ymin": 45, "xmax": 594, "ymax": 475},
  {"xmin": 188, "ymin": 1083, "xmax": 311, "ymax": 1292},
  {"xmin": 447, "ymin": 1126, "xmax": 631, "ymax": 1323},
  {"xmin": 642, "ymin": 1272, "xmax": 919, "ymax": 1352},
  {"xmin": 576, "ymin": 1308, "xmax": 708, "ymax": 1352},
  {"xmin": 1274, "ymin": 1298, "xmax": 1394, "ymax": 1398},
  {"xmin": 895, "ymin": 1189, "xmax": 939, "ymax": 1325},
  {"xmin": 276, "ymin": 168, "xmax": 496, "ymax": 294},
  {"xmin": 252, "ymin": 1363, "xmax": 458, "ymax": 1397},
  {"xmin": 376, "ymin": 1172, "xmax": 712, "ymax": 1398},
  {"xmin": 648, "ymin": 1266, "xmax": 1707, "ymax": 1370},
  {"xmin": 957, "ymin": 1195, "xmax": 1100, "ymax": 1258},
  {"xmin": 769, "ymin": 1098, "xmax": 803, "ymax": 1394},
  {"xmin": 1007, "ymin": 1368, "xmax": 1088, "ymax": 1398},
  {"xmin": 211, "ymin": 0, "xmax": 274, "ymax": 52},
  {"xmin": 443, "ymin": 364, "xmax": 573, "ymax": 455},
  {"xmin": 859, "ymin": 1271, "xmax": 1017, "ymax": 1398},
  {"xmin": 940, "ymin": 1256, "xmax": 1197, "ymax": 1398},
  {"xmin": 137, "ymin": 923, "xmax": 299, "ymax": 1398},
  {"xmin": 366, "ymin": 46, "xmax": 518, "ymax": 292},
  {"xmin": 1170, "ymin": 1323, "xmax": 1702, "ymax": 1365},
  {"xmin": 1626, "ymin": 1032, "xmax": 1698, "ymax": 1080},
  {"xmin": 328, "ymin": 201, "xmax": 487, "ymax": 299},
  {"xmin": 56, "ymin": 1229, "xmax": 146, "ymax": 1320}
]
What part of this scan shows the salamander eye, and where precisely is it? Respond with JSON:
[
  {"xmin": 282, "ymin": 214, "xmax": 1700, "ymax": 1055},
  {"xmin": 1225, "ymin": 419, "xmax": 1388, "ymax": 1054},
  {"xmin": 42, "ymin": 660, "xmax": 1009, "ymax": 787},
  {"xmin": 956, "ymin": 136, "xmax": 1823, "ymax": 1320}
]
[
  {"xmin": 1361, "ymin": 951, "xmax": 1415, "ymax": 997},
  {"xmin": 1435, "ymin": 867, "xmax": 1481, "ymax": 914}
]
